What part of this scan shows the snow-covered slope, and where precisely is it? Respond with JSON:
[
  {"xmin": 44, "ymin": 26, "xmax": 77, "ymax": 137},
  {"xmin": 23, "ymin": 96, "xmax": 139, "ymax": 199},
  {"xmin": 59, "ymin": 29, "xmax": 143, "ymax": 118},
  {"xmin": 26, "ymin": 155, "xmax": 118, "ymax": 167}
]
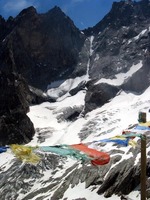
[
  {"xmin": 1, "ymin": 74, "xmax": 150, "ymax": 199},
  {"xmin": 28, "ymin": 86, "xmax": 150, "ymax": 146},
  {"xmin": 27, "ymin": 85, "xmax": 150, "ymax": 200}
]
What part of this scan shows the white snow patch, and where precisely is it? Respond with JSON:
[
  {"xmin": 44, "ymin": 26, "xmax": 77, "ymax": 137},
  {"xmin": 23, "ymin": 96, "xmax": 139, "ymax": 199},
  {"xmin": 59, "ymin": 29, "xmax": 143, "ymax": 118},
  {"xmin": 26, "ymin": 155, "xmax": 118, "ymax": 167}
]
[
  {"xmin": 94, "ymin": 53, "xmax": 99, "ymax": 61},
  {"xmin": 47, "ymin": 76, "xmax": 86, "ymax": 100},
  {"xmin": 63, "ymin": 182, "xmax": 121, "ymax": 200},
  {"xmin": 95, "ymin": 60, "xmax": 142, "ymax": 86},
  {"xmin": 134, "ymin": 29, "xmax": 147, "ymax": 40},
  {"xmin": 0, "ymin": 150, "xmax": 15, "ymax": 171}
]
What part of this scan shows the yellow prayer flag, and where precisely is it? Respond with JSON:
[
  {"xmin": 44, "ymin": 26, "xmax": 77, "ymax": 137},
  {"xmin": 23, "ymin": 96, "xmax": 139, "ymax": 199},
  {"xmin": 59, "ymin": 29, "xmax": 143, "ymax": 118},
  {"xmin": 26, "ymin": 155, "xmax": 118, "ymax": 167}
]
[{"xmin": 10, "ymin": 144, "xmax": 41, "ymax": 164}]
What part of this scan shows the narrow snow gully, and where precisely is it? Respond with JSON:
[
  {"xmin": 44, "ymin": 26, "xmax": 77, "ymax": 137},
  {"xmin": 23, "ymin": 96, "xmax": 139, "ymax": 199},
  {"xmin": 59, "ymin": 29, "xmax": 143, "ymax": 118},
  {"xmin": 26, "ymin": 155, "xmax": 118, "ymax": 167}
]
[{"xmin": 86, "ymin": 35, "xmax": 94, "ymax": 81}]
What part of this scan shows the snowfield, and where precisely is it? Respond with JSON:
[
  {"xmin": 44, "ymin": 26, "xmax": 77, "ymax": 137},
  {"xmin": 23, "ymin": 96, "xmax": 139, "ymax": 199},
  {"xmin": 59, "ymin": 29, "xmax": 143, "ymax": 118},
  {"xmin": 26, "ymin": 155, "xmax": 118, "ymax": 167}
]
[
  {"xmin": 1, "ymin": 54, "xmax": 150, "ymax": 199},
  {"xmin": 25, "ymin": 82, "xmax": 150, "ymax": 199},
  {"xmin": 1, "ymin": 84, "xmax": 150, "ymax": 199}
]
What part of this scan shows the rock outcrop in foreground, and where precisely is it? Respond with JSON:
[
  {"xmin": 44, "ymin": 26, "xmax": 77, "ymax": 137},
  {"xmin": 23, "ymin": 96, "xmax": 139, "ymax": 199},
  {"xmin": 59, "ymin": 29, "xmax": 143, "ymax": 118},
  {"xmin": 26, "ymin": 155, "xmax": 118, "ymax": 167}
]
[
  {"xmin": 0, "ymin": 71, "xmax": 35, "ymax": 145},
  {"xmin": 1, "ymin": 134, "xmax": 149, "ymax": 199}
]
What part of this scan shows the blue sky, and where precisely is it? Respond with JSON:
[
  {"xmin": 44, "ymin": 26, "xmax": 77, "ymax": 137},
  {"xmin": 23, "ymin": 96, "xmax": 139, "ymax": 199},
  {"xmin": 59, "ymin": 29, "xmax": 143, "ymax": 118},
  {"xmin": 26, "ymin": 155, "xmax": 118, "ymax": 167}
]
[{"xmin": 0, "ymin": 0, "xmax": 120, "ymax": 29}]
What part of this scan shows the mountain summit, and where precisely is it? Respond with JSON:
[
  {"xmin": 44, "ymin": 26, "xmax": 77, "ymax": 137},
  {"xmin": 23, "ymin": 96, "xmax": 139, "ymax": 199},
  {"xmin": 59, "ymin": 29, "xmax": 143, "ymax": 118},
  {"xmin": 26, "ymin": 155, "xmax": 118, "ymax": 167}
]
[
  {"xmin": 84, "ymin": 0, "xmax": 150, "ymax": 35},
  {"xmin": 0, "ymin": 6, "xmax": 85, "ymax": 89}
]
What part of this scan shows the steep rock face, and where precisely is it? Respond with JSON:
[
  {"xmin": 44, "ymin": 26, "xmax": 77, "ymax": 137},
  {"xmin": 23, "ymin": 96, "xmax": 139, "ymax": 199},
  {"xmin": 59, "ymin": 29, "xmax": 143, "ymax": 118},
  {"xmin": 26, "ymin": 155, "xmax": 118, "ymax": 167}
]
[
  {"xmin": 81, "ymin": 0, "xmax": 150, "ymax": 94},
  {"xmin": 0, "ymin": 71, "xmax": 35, "ymax": 145},
  {"xmin": 76, "ymin": 0, "xmax": 150, "ymax": 116},
  {"xmin": 121, "ymin": 56, "xmax": 150, "ymax": 93},
  {"xmin": 0, "ymin": 6, "xmax": 85, "ymax": 89},
  {"xmin": 0, "ymin": 16, "xmax": 7, "ymax": 42},
  {"xmin": 84, "ymin": 0, "xmax": 150, "ymax": 35}
]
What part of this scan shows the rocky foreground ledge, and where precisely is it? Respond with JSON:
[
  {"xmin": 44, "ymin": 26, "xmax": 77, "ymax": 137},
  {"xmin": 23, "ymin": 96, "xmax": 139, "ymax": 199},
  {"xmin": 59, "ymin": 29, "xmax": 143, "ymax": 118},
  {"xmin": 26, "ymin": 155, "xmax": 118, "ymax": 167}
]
[{"xmin": 0, "ymin": 132, "xmax": 150, "ymax": 200}]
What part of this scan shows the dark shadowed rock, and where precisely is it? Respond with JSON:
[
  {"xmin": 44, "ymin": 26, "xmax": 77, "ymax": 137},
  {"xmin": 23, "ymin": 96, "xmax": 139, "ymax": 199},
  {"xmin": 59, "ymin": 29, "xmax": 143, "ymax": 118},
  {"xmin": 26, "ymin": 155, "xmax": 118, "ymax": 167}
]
[
  {"xmin": 84, "ymin": 0, "xmax": 150, "ymax": 35},
  {"xmin": 0, "ymin": 71, "xmax": 34, "ymax": 145},
  {"xmin": 29, "ymin": 86, "xmax": 51, "ymax": 104},
  {"xmin": 69, "ymin": 81, "xmax": 86, "ymax": 96},
  {"xmin": 97, "ymin": 158, "xmax": 140, "ymax": 197},
  {"xmin": 83, "ymin": 81, "xmax": 120, "ymax": 114},
  {"xmin": 0, "ymin": 6, "xmax": 85, "ymax": 90},
  {"xmin": 82, "ymin": 0, "xmax": 150, "ymax": 97},
  {"xmin": 0, "ymin": 113, "xmax": 34, "ymax": 145}
]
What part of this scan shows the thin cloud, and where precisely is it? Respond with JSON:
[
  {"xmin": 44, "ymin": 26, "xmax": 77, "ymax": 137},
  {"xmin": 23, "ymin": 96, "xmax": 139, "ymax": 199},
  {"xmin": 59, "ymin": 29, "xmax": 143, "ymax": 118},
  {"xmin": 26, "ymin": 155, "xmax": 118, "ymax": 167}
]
[
  {"xmin": 3, "ymin": 0, "xmax": 29, "ymax": 12},
  {"xmin": 3, "ymin": 0, "xmax": 38, "ymax": 13},
  {"xmin": 62, "ymin": 0, "xmax": 90, "ymax": 14}
]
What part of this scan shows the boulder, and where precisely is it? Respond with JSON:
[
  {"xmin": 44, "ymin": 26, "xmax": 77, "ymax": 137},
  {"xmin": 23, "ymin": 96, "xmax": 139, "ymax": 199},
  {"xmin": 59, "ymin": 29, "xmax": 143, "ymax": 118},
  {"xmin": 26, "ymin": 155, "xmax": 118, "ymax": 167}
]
[{"xmin": 84, "ymin": 81, "xmax": 120, "ymax": 114}]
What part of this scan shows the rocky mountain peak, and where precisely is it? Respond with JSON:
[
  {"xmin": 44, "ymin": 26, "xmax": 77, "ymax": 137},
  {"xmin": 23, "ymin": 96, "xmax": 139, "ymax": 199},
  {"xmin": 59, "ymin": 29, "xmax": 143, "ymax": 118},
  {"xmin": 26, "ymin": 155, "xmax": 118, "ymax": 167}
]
[
  {"xmin": 84, "ymin": 0, "xmax": 150, "ymax": 35},
  {"xmin": 17, "ymin": 6, "xmax": 37, "ymax": 18},
  {"xmin": 45, "ymin": 5, "xmax": 78, "ymax": 32},
  {"xmin": 0, "ymin": 6, "xmax": 85, "ymax": 89},
  {"xmin": 47, "ymin": 5, "xmax": 64, "ymax": 14}
]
